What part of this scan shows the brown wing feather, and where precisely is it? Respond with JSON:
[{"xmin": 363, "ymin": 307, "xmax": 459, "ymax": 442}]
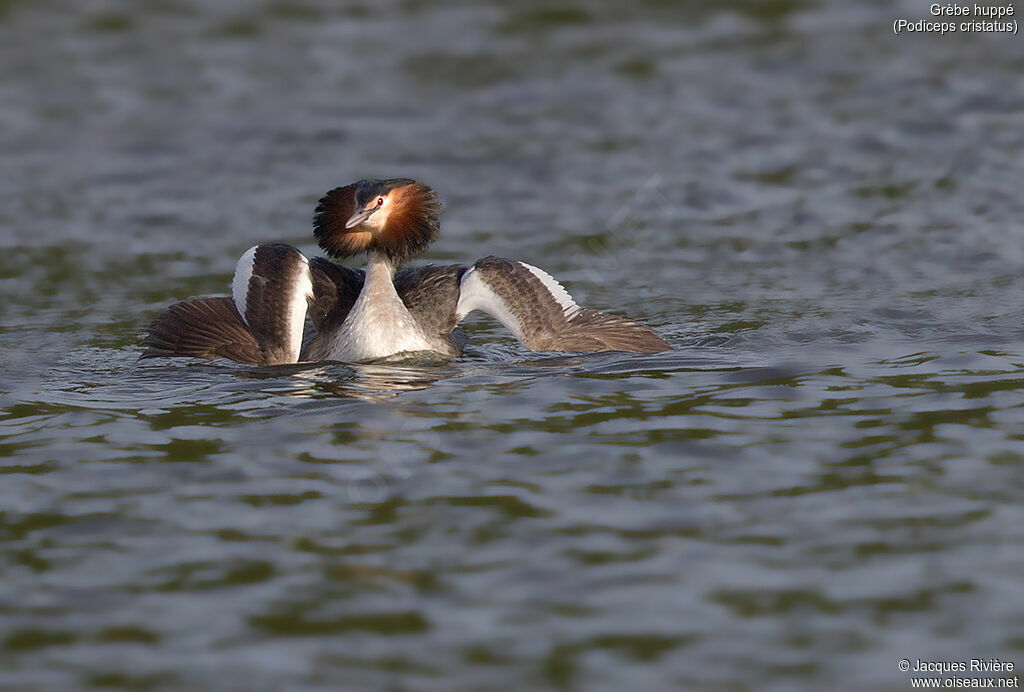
[
  {"xmin": 394, "ymin": 264, "xmax": 467, "ymax": 336},
  {"xmin": 238, "ymin": 244, "xmax": 315, "ymax": 365},
  {"xmin": 307, "ymin": 257, "xmax": 365, "ymax": 332},
  {"xmin": 463, "ymin": 257, "xmax": 670, "ymax": 353},
  {"xmin": 391, "ymin": 263, "xmax": 469, "ymax": 356},
  {"xmin": 549, "ymin": 309, "xmax": 671, "ymax": 352},
  {"xmin": 141, "ymin": 297, "xmax": 264, "ymax": 364},
  {"xmin": 300, "ymin": 257, "xmax": 365, "ymax": 361}
]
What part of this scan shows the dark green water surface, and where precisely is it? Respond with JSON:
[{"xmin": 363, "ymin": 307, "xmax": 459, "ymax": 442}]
[{"xmin": 2, "ymin": 1, "xmax": 1024, "ymax": 689}]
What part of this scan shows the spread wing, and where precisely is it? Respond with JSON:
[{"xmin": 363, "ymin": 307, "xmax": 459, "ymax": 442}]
[
  {"xmin": 141, "ymin": 296, "xmax": 264, "ymax": 363},
  {"xmin": 144, "ymin": 243, "xmax": 330, "ymax": 365},
  {"xmin": 397, "ymin": 257, "xmax": 670, "ymax": 353}
]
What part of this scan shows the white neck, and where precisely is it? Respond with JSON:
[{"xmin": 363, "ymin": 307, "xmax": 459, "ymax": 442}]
[{"xmin": 364, "ymin": 251, "xmax": 397, "ymax": 287}]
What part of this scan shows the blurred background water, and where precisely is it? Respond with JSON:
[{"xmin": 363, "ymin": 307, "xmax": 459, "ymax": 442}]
[{"xmin": 2, "ymin": 0, "xmax": 1024, "ymax": 689}]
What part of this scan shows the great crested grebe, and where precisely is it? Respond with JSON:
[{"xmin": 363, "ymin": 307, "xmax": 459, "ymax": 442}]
[{"xmin": 142, "ymin": 179, "xmax": 670, "ymax": 365}]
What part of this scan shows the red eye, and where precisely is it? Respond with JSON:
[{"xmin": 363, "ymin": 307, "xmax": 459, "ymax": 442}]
[{"xmin": 376, "ymin": 197, "xmax": 384, "ymax": 207}]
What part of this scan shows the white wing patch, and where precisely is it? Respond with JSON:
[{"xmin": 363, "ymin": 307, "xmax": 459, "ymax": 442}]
[
  {"xmin": 287, "ymin": 253, "xmax": 314, "ymax": 362},
  {"xmin": 231, "ymin": 244, "xmax": 312, "ymax": 363},
  {"xmin": 232, "ymin": 246, "xmax": 258, "ymax": 326},
  {"xmin": 518, "ymin": 262, "xmax": 581, "ymax": 320},
  {"xmin": 456, "ymin": 266, "xmax": 526, "ymax": 341}
]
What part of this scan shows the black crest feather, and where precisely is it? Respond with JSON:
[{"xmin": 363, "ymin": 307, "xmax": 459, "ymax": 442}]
[
  {"xmin": 313, "ymin": 183, "xmax": 359, "ymax": 258},
  {"xmin": 312, "ymin": 179, "xmax": 440, "ymax": 265}
]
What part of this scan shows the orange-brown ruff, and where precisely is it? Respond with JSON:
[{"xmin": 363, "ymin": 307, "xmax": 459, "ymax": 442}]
[{"xmin": 313, "ymin": 179, "xmax": 440, "ymax": 265}]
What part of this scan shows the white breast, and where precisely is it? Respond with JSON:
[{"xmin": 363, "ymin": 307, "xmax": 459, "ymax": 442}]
[
  {"xmin": 327, "ymin": 305, "xmax": 433, "ymax": 362},
  {"xmin": 324, "ymin": 262, "xmax": 433, "ymax": 362}
]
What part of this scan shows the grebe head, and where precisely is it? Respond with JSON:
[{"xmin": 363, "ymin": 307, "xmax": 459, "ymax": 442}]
[{"xmin": 313, "ymin": 178, "xmax": 440, "ymax": 265}]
